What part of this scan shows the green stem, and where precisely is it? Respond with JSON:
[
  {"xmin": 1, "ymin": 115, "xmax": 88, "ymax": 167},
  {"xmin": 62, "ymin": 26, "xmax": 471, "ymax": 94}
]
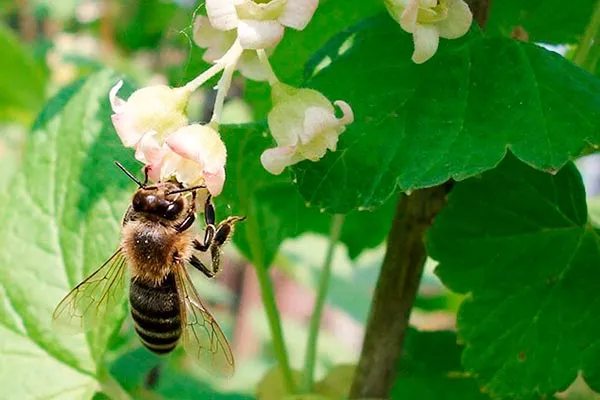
[
  {"xmin": 301, "ymin": 214, "xmax": 345, "ymax": 393},
  {"xmin": 573, "ymin": 0, "xmax": 600, "ymax": 68},
  {"xmin": 254, "ymin": 265, "xmax": 297, "ymax": 393},
  {"xmin": 256, "ymin": 49, "xmax": 279, "ymax": 85}
]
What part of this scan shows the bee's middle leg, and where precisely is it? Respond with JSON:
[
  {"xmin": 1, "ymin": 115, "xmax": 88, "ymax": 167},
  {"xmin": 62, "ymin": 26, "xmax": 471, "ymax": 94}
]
[{"xmin": 174, "ymin": 191, "xmax": 198, "ymax": 232}]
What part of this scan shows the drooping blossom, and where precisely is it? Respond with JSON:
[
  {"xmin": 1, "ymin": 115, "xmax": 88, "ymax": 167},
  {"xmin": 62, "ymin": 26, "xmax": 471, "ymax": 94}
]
[
  {"xmin": 385, "ymin": 0, "xmax": 472, "ymax": 64},
  {"xmin": 109, "ymin": 80, "xmax": 190, "ymax": 148},
  {"xmin": 205, "ymin": 0, "xmax": 319, "ymax": 49},
  {"xmin": 260, "ymin": 83, "xmax": 353, "ymax": 175}
]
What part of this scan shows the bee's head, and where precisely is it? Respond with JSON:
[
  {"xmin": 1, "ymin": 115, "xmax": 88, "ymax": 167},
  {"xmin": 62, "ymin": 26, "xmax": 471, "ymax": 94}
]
[{"xmin": 132, "ymin": 183, "xmax": 187, "ymax": 220}]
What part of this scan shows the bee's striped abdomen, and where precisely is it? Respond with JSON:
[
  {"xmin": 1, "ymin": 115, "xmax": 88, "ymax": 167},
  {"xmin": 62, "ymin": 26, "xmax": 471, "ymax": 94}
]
[{"xmin": 130, "ymin": 273, "xmax": 181, "ymax": 354}]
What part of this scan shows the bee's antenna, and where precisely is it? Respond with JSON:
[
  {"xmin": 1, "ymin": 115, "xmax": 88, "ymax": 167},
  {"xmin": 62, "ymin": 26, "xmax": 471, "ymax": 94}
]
[
  {"xmin": 166, "ymin": 185, "xmax": 206, "ymax": 195},
  {"xmin": 114, "ymin": 161, "xmax": 144, "ymax": 188}
]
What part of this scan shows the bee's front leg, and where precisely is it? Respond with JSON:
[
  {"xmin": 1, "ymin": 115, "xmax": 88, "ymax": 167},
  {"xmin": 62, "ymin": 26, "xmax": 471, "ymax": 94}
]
[{"xmin": 174, "ymin": 190, "xmax": 197, "ymax": 232}]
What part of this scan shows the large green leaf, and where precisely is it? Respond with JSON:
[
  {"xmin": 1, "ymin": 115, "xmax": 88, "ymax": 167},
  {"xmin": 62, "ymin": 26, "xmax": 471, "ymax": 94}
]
[
  {"xmin": 218, "ymin": 124, "xmax": 394, "ymax": 269},
  {"xmin": 427, "ymin": 154, "xmax": 600, "ymax": 398},
  {"xmin": 392, "ymin": 329, "xmax": 489, "ymax": 400},
  {"xmin": 486, "ymin": 0, "xmax": 596, "ymax": 44},
  {"xmin": 0, "ymin": 71, "xmax": 135, "ymax": 399},
  {"xmin": 293, "ymin": 15, "xmax": 600, "ymax": 213},
  {"xmin": 0, "ymin": 23, "xmax": 47, "ymax": 124}
]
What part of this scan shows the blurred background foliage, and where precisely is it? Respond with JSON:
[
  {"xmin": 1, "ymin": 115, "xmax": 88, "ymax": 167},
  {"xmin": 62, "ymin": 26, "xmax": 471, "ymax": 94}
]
[{"xmin": 2, "ymin": 0, "xmax": 600, "ymax": 399}]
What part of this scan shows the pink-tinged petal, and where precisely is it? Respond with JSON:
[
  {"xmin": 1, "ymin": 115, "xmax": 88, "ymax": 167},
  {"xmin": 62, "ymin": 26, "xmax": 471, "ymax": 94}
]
[
  {"xmin": 204, "ymin": 167, "xmax": 225, "ymax": 196},
  {"xmin": 111, "ymin": 113, "xmax": 143, "ymax": 147},
  {"xmin": 437, "ymin": 0, "xmax": 472, "ymax": 39},
  {"xmin": 260, "ymin": 146, "xmax": 298, "ymax": 175},
  {"xmin": 412, "ymin": 24, "xmax": 439, "ymax": 64},
  {"xmin": 146, "ymin": 163, "xmax": 162, "ymax": 182},
  {"xmin": 206, "ymin": 0, "xmax": 240, "ymax": 31},
  {"xmin": 135, "ymin": 132, "xmax": 166, "ymax": 166},
  {"xmin": 165, "ymin": 125, "xmax": 227, "ymax": 173},
  {"xmin": 333, "ymin": 100, "xmax": 354, "ymax": 125},
  {"xmin": 237, "ymin": 19, "xmax": 284, "ymax": 49},
  {"xmin": 109, "ymin": 80, "xmax": 126, "ymax": 112},
  {"xmin": 301, "ymin": 106, "xmax": 339, "ymax": 144},
  {"xmin": 399, "ymin": 0, "xmax": 419, "ymax": 33},
  {"xmin": 278, "ymin": 0, "xmax": 319, "ymax": 30}
]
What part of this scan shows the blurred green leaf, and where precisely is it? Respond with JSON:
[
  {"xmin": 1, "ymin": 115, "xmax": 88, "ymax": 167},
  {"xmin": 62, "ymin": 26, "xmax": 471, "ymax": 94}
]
[
  {"xmin": 257, "ymin": 366, "xmax": 301, "ymax": 400},
  {"xmin": 391, "ymin": 329, "xmax": 489, "ymax": 400},
  {"xmin": 115, "ymin": 0, "xmax": 178, "ymax": 52},
  {"xmin": 0, "ymin": 23, "xmax": 47, "ymax": 124},
  {"xmin": 314, "ymin": 364, "xmax": 355, "ymax": 398},
  {"xmin": 428, "ymin": 155, "xmax": 600, "ymax": 398},
  {"xmin": 295, "ymin": 15, "xmax": 600, "ymax": 212},
  {"xmin": 0, "ymin": 70, "xmax": 137, "ymax": 399},
  {"xmin": 486, "ymin": 0, "xmax": 596, "ymax": 44}
]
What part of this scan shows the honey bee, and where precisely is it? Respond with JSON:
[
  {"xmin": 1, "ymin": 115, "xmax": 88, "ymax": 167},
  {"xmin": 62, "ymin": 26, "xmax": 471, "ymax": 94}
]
[{"xmin": 53, "ymin": 162, "xmax": 245, "ymax": 376}]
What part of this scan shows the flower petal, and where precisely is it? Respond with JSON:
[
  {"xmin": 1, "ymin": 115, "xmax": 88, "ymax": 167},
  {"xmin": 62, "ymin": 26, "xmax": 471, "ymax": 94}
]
[
  {"xmin": 206, "ymin": 0, "xmax": 240, "ymax": 31},
  {"xmin": 204, "ymin": 168, "xmax": 226, "ymax": 196},
  {"xmin": 109, "ymin": 80, "xmax": 126, "ymax": 112},
  {"xmin": 333, "ymin": 100, "xmax": 354, "ymax": 125},
  {"xmin": 268, "ymin": 100, "xmax": 304, "ymax": 147},
  {"xmin": 399, "ymin": 0, "xmax": 419, "ymax": 33},
  {"xmin": 237, "ymin": 19, "xmax": 284, "ymax": 49},
  {"xmin": 135, "ymin": 131, "xmax": 165, "ymax": 166},
  {"xmin": 437, "ymin": 0, "xmax": 473, "ymax": 39},
  {"xmin": 111, "ymin": 113, "xmax": 144, "ymax": 147},
  {"xmin": 412, "ymin": 24, "xmax": 439, "ymax": 64},
  {"xmin": 301, "ymin": 106, "xmax": 339, "ymax": 144},
  {"xmin": 278, "ymin": 0, "xmax": 319, "ymax": 30},
  {"xmin": 237, "ymin": 50, "xmax": 270, "ymax": 81},
  {"xmin": 166, "ymin": 124, "xmax": 227, "ymax": 173},
  {"xmin": 260, "ymin": 146, "xmax": 299, "ymax": 175}
]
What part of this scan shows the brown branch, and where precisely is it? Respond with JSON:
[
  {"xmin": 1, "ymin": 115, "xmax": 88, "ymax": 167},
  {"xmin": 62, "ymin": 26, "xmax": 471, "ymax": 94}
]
[
  {"xmin": 348, "ymin": 186, "xmax": 450, "ymax": 398},
  {"xmin": 16, "ymin": 0, "xmax": 36, "ymax": 42},
  {"xmin": 348, "ymin": 1, "xmax": 493, "ymax": 398}
]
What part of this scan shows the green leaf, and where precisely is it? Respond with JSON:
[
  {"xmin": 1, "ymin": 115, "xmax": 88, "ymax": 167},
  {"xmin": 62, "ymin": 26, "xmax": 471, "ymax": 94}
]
[
  {"xmin": 391, "ymin": 329, "xmax": 489, "ymax": 400},
  {"xmin": 0, "ymin": 70, "xmax": 136, "ymax": 399},
  {"xmin": 294, "ymin": 15, "xmax": 600, "ymax": 212},
  {"xmin": 486, "ymin": 0, "xmax": 596, "ymax": 44},
  {"xmin": 218, "ymin": 124, "xmax": 394, "ymax": 268},
  {"xmin": 427, "ymin": 154, "xmax": 600, "ymax": 398},
  {"xmin": 0, "ymin": 23, "xmax": 47, "ymax": 124}
]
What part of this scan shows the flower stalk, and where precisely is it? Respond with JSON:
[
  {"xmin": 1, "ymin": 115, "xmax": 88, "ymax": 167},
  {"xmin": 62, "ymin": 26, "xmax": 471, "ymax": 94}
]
[{"xmin": 301, "ymin": 214, "xmax": 345, "ymax": 393}]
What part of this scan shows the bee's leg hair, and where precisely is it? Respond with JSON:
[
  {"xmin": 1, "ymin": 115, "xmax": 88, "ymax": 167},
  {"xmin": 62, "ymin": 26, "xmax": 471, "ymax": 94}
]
[
  {"xmin": 213, "ymin": 216, "xmax": 247, "ymax": 246},
  {"xmin": 189, "ymin": 254, "xmax": 215, "ymax": 278}
]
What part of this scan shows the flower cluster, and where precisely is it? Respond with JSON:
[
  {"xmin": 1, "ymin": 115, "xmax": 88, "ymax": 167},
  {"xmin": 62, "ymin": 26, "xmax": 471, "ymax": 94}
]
[
  {"xmin": 109, "ymin": 0, "xmax": 355, "ymax": 195},
  {"xmin": 385, "ymin": 0, "xmax": 472, "ymax": 64}
]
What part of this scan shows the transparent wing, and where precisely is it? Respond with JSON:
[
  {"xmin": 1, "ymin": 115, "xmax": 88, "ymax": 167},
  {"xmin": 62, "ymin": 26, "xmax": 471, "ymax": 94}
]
[
  {"xmin": 52, "ymin": 249, "xmax": 128, "ymax": 334},
  {"xmin": 174, "ymin": 263, "xmax": 235, "ymax": 377}
]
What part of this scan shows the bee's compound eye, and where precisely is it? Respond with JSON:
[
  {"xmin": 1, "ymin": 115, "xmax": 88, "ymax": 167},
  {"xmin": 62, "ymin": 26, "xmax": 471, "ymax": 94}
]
[
  {"xmin": 164, "ymin": 201, "xmax": 183, "ymax": 220},
  {"xmin": 132, "ymin": 192, "xmax": 144, "ymax": 211}
]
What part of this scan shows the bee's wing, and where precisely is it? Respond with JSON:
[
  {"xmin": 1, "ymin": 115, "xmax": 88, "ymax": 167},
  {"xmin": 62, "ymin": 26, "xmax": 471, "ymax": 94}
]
[
  {"xmin": 173, "ymin": 263, "xmax": 235, "ymax": 377},
  {"xmin": 52, "ymin": 249, "xmax": 129, "ymax": 334}
]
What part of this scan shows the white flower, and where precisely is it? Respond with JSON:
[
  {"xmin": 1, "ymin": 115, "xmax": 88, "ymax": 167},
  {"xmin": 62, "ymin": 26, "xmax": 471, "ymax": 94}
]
[
  {"xmin": 109, "ymin": 80, "xmax": 190, "ymax": 148},
  {"xmin": 260, "ymin": 83, "xmax": 354, "ymax": 175},
  {"xmin": 385, "ymin": 0, "xmax": 472, "ymax": 64},
  {"xmin": 205, "ymin": 0, "xmax": 319, "ymax": 49},
  {"xmin": 161, "ymin": 124, "xmax": 227, "ymax": 196},
  {"xmin": 193, "ymin": 15, "xmax": 274, "ymax": 81}
]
